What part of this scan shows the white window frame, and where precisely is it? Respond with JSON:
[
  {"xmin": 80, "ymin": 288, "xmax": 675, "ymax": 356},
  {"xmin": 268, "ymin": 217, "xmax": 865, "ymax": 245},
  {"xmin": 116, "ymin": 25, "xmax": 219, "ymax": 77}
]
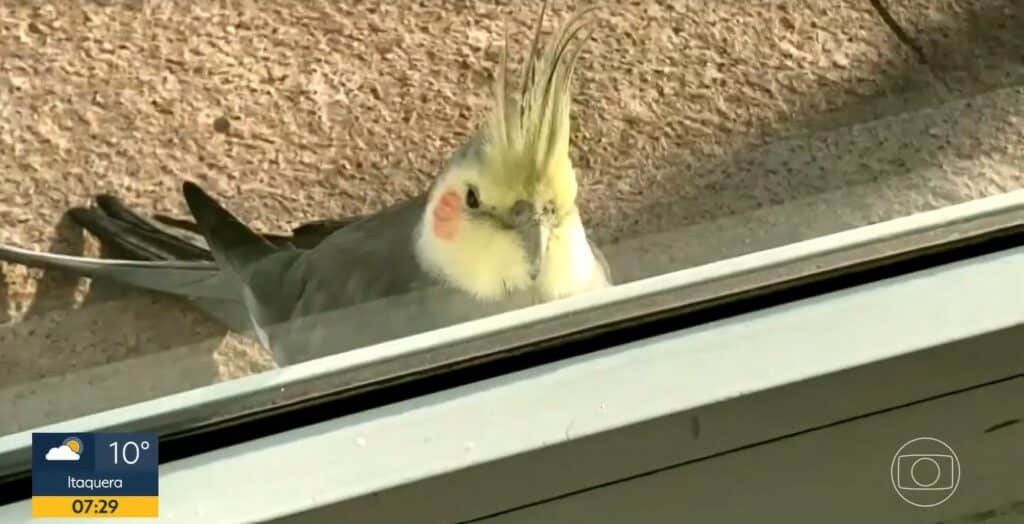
[{"xmin": 1, "ymin": 192, "xmax": 1021, "ymax": 523}]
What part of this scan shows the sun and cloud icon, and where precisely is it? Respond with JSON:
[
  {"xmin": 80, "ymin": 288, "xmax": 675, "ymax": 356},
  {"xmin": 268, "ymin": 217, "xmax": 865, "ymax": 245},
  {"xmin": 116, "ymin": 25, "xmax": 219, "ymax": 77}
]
[{"xmin": 45, "ymin": 437, "xmax": 84, "ymax": 462}]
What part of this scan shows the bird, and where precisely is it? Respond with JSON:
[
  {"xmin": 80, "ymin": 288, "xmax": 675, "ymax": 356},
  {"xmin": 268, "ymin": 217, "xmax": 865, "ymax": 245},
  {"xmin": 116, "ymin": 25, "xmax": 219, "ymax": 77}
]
[{"xmin": 0, "ymin": 1, "xmax": 612, "ymax": 365}]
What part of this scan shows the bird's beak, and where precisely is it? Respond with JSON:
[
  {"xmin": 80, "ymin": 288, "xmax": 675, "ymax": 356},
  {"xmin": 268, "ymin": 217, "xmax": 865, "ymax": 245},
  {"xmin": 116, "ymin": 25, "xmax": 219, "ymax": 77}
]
[
  {"xmin": 519, "ymin": 222, "xmax": 549, "ymax": 281},
  {"xmin": 510, "ymin": 199, "xmax": 549, "ymax": 281}
]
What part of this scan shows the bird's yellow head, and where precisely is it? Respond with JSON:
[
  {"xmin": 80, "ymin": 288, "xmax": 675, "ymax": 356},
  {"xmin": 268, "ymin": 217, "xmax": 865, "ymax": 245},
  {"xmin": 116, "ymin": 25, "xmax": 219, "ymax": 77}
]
[{"xmin": 417, "ymin": 2, "xmax": 599, "ymax": 300}]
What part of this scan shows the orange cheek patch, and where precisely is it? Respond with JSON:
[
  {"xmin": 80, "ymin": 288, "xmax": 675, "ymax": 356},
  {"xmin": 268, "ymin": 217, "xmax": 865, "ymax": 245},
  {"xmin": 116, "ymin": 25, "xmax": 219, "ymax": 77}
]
[{"xmin": 432, "ymin": 190, "xmax": 462, "ymax": 241}]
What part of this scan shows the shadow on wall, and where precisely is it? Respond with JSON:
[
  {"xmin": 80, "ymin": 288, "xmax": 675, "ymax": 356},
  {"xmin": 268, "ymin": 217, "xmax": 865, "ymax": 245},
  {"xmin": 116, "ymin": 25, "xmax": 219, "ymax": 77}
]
[
  {"xmin": 895, "ymin": 0, "xmax": 1024, "ymax": 97},
  {"xmin": 1, "ymin": 1, "xmax": 1022, "ymax": 389},
  {"xmin": 595, "ymin": 0, "xmax": 1024, "ymax": 249}
]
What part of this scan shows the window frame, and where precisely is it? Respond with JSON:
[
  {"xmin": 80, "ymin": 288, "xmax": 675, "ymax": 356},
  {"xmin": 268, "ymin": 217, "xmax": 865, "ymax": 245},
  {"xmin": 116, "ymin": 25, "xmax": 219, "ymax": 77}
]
[
  {"xmin": 1, "ymin": 223, "xmax": 1020, "ymax": 521},
  {"xmin": 0, "ymin": 189, "xmax": 1022, "ymax": 493}
]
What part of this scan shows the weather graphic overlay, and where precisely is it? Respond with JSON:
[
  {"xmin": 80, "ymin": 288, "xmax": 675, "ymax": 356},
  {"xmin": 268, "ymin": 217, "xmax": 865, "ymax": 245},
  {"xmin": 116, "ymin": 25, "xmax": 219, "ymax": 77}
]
[{"xmin": 32, "ymin": 433, "xmax": 159, "ymax": 518}]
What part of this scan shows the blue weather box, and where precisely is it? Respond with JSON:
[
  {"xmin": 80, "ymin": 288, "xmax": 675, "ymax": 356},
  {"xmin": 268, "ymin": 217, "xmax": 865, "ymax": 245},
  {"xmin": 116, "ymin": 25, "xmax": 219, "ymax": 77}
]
[{"xmin": 32, "ymin": 432, "xmax": 159, "ymax": 518}]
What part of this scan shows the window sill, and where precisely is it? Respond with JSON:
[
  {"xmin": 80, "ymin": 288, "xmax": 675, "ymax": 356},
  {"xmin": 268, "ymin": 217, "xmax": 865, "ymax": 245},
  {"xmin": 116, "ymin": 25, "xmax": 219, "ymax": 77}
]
[{"xmin": 3, "ymin": 241, "xmax": 1019, "ymax": 523}]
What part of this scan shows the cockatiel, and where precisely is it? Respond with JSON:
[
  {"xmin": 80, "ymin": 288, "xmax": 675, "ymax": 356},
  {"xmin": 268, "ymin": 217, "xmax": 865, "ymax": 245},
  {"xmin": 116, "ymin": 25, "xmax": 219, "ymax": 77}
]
[{"xmin": 0, "ymin": 2, "xmax": 612, "ymax": 365}]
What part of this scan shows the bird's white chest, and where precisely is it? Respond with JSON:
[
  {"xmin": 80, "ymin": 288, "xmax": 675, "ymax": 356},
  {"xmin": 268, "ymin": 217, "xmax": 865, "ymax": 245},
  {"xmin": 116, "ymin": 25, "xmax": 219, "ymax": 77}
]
[{"xmin": 536, "ymin": 213, "xmax": 607, "ymax": 301}]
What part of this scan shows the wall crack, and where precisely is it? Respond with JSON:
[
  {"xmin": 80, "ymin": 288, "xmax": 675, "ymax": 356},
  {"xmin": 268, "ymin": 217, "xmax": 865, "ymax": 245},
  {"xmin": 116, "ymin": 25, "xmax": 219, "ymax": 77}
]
[{"xmin": 868, "ymin": 0, "xmax": 952, "ymax": 95}]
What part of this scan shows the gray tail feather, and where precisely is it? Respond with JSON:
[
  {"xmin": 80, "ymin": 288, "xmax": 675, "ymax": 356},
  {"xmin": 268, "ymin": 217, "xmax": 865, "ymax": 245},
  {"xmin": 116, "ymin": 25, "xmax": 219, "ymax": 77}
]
[
  {"xmin": 181, "ymin": 181, "xmax": 279, "ymax": 274},
  {"xmin": 66, "ymin": 195, "xmax": 264, "ymax": 332},
  {"xmin": 0, "ymin": 242, "xmax": 233, "ymax": 299},
  {"xmin": 0, "ymin": 241, "xmax": 255, "ymax": 332},
  {"xmin": 1, "ymin": 193, "xmax": 268, "ymax": 334},
  {"xmin": 69, "ymin": 195, "xmax": 214, "ymax": 262}
]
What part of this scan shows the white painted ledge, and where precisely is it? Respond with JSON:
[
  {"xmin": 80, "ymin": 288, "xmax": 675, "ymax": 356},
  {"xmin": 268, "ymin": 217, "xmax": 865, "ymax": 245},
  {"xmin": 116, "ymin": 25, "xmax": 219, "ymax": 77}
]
[{"xmin": 2, "ymin": 240, "xmax": 1019, "ymax": 523}]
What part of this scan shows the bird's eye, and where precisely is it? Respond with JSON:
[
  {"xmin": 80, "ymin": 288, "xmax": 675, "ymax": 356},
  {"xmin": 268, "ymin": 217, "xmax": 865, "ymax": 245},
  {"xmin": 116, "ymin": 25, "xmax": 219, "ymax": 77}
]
[{"xmin": 465, "ymin": 185, "xmax": 480, "ymax": 209}]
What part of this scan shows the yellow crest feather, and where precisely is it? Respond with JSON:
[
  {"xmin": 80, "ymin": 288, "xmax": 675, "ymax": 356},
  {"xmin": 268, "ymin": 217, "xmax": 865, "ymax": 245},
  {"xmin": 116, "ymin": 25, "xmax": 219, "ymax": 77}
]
[{"xmin": 484, "ymin": 1, "xmax": 601, "ymax": 192}]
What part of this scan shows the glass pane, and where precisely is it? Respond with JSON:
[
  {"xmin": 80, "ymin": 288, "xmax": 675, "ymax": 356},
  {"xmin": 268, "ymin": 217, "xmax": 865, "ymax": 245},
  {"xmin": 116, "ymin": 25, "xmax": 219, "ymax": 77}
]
[{"xmin": 1, "ymin": 1, "xmax": 1021, "ymax": 455}]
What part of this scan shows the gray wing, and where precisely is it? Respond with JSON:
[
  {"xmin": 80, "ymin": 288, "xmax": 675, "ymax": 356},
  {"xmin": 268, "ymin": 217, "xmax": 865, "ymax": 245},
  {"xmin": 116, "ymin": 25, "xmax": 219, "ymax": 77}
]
[
  {"xmin": 253, "ymin": 193, "xmax": 530, "ymax": 365},
  {"xmin": 231, "ymin": 193, "xmax": 436, "ymax": 326},
  {"xmin": 225, "ymin": 192, "xmax": 536, "ymax": 365},
  {"xmin": 267, "ymin": 197, "xmax": 538, "ymax": 363},
  {"xmin": 183, "ymin": 182, "xmax": 539, "ymax": 366}
]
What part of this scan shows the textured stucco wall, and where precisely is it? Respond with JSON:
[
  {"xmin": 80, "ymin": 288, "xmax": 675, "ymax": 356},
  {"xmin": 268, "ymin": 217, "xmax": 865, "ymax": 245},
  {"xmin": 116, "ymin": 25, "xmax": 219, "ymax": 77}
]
[{"xmin": 1, "ymin": 0, "xmax": 1021, "ymax": 433}]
